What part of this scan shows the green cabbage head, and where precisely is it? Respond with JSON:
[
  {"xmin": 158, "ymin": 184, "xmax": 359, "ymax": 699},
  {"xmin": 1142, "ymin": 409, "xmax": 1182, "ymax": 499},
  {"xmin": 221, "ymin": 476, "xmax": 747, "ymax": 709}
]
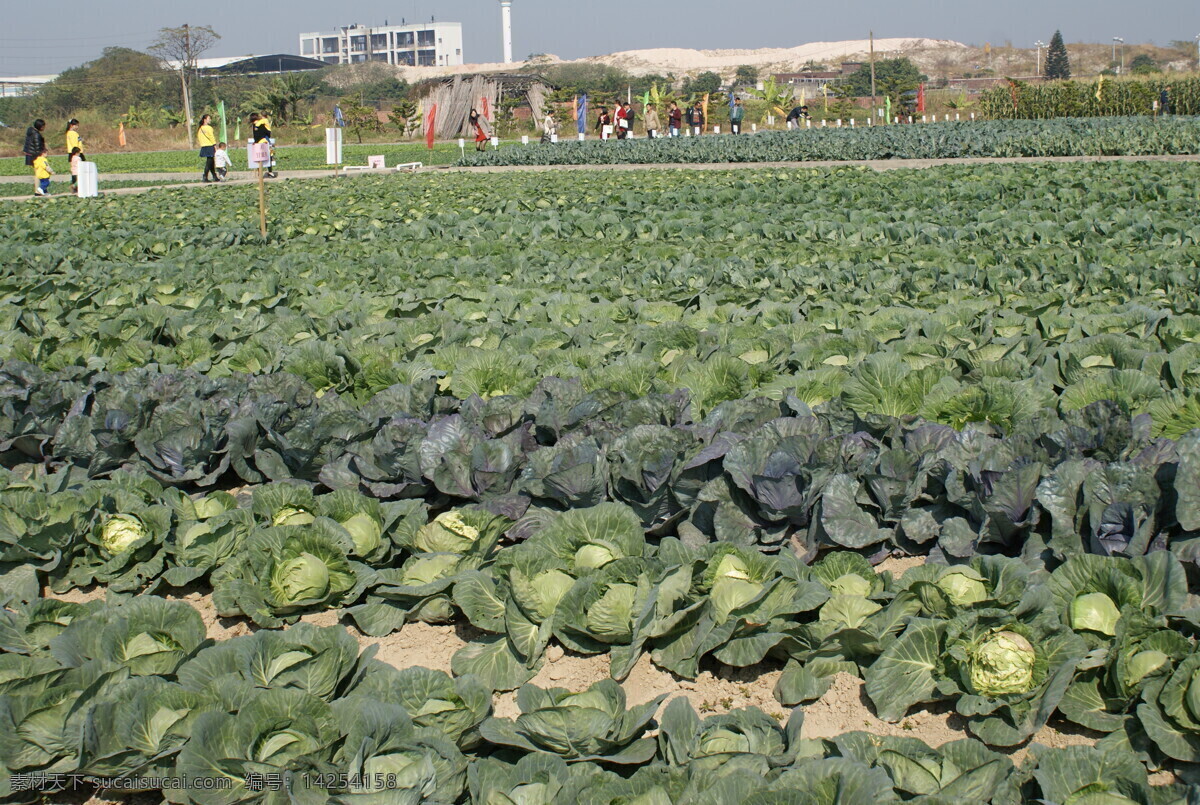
[
  {"xmin": 1186, "ymin": 668, "xmax": 1200, "ymax": 722},
  {"xmin": 1070, "ymin": 592, "xmax": 1121, "ymax": 636},
  {"xmin": 574, "ymin": 543, "xmax": 616, "ymax": 571},
  {"xmin": 177, "ymin": 521, "xmax": 211, "ymax": 551},
  {"xmin": 360, "ymin": 751, "xmax": 434, "ymax": 792},
  {"xmin": 968, "ymin": 630, "xmax": 1036, "ymax": 696},
  {"xmin": 710, "ymin": 553, "xmax": 763, "ymax": 621},
  {"xmin": 403, "ymin": 554, "xmax": 461, "ymax": 587},
  {"xmin": 340, "ymin": 512, "xmax": 382, "ymax": 557},
  {"xmin": 827, "ymin": 573, "xmax": 872, "ymax": 597},
  {"xmin": 192, "ymin": 497, "xmax": 229, "ymax": 520},
  {"xmin": 101, "ymin": 514, "xmax": 146, "ymax": 555},
  {"xmin": 271, "ymin": 551, "xmax": 331, "ymax": 603},
  {"xmin": 1123, "ymin": 650, "xmax": 1169, "ymax": 688},
  {"xmin": 698, "ymin": 727, "xmax": 751, "ymax": 756},
  {"xmin": 1065, "ymin": 794, "xmax": 1140, "ymax": 805},
  {"xmin": 415, "ymin": 510, "xmax": 480, "ymax": 553},
  {"xmin": 586, "ymin": 583, "xmax": 637, "ymax": 642},
  {"xmin": 513, "ymin": 569, "xmax": 576, "ymax": 621},
  {"xmin": 936, "ymin": 568, "xmax": 988, "ymax": 606},
  {"xmin": 272, "ymin": 506, "xmax": 315, "ymax": 527}
]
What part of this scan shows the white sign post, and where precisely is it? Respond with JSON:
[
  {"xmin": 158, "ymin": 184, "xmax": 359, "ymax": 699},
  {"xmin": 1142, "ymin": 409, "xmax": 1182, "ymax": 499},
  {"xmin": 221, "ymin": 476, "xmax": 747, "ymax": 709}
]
[
  {"xmin": 247, "ymin": 139, "xmax": 267, "ymax": 171},
  {"xmin": 249, "ymin": 142, "xmax": 270, "ymax": 237},
  {"xmin": 77, "ymin": 161, "xmax": 99, "ymax": 198},
  {"xmin": 521, "ymin": 135, "xmax": 530, "ymax": 145},
  {"xmin": 325, "ymin": 127, "xmax": 343, "ymax": 173},
  {"xmin": 458, "ymin": 138, "xmax": 466, "ymax": 159}
]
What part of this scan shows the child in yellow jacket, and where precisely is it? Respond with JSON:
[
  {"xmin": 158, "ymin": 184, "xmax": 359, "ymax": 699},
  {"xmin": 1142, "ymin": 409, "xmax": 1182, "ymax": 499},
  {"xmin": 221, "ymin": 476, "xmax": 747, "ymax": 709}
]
[{"xmin": 33, "ymin": 150, "xmax": 53, "ymax": 196}]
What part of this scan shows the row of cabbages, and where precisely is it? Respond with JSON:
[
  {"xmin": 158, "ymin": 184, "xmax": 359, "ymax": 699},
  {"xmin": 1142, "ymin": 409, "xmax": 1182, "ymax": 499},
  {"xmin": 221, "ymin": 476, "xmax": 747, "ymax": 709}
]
[
  {"xmin": 7, "ymin": 361, "xmax": 1200, "ymax": 563},
  {"xmin": 0, "ymin": 577, "xmax": 1195, "ymax": 805},
  {"xmin": 5, "ymin": 468, "xmax": 1200, "ymax": 764}
]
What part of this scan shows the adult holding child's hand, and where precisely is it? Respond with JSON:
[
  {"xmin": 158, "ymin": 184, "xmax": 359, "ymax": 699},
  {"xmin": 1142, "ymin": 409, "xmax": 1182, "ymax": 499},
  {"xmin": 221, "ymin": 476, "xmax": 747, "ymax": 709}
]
[
  {"xmin": 23, "ymin": 119, "xmax": 46, "ymax": 194},
  {"xmin": 198, "ymin": 114, "xmax": 218, "ymax": 183}
]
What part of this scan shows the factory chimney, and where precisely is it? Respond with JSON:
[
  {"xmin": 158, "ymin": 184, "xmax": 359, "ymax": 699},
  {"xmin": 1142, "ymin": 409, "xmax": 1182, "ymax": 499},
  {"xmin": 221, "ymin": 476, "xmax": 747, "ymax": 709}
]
[{"xmin": 500, "ymin": 0, "xmax": 514, "ymax": 63}]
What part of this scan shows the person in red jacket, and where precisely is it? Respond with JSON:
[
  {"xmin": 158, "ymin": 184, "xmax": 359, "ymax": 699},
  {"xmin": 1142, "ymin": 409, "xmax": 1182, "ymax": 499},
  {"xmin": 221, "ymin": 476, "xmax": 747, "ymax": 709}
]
[
  {"xmin": 667, "ymin": 102, "xmax": 682, "ymax": 137},
  {"xmin": 615, "ymin": 102, "xmax": 631, "ymax": 139}
]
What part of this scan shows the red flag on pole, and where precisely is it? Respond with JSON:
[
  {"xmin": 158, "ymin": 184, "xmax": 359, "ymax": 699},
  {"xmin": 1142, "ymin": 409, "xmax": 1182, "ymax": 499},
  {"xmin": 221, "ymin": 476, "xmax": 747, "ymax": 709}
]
[
  {"xmin": 917, "ymin": 84, "xmax": 926, "ymax": 113},
  {"xmin": 118, "ymin": 122, "xmax": 127, "ymax": 147},
  {"xmin": 426, "ymin": 104, "xmax": 437, "ymax": 150},
  {"xmin": 572, "ymin": 95, "xmax": 578, "ymax": 121},
  {"xmin": 482, "ymin": 96, "xmax": 491, "ymax": 120}
]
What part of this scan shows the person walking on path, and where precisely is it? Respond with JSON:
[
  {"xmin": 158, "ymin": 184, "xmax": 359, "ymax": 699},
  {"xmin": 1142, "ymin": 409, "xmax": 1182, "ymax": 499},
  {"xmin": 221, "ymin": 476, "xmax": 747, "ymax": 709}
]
[
  {"xmin": 23, "ymin": 119, "xmax": 46, "ymax": 194},
  {"xmin": 214, "ymin": 142, "xmax": 232, "ymax": 180},
  {"xmin": 65, "ymin": 119, "xmax": 84, "ymax": 158},
  {"xmin": 197, "ymin": 114, "xmax": 218, "ymax": 183},
  {"xmin": 667, "ymin": 102, "xmax": 682, "ymax": 137},
  {"xmin": 33, "ymin": 149, "xmax": 53, "ymax": 197},
  {"xmin": 1160, "ymin": 86, "xmax": 1172, "ymax": 116},
  {"xmin": 730, "ymin": 98, "xmax": 746, "ymax": 135},
  {"xmin": 541, "ymin": 111, "xmax": 557, "ymax": 143},
  {"xmin": 644, "ymin": 104, "xmax": 660, "ymax": 139},
  {"xmin": 469, "ymin": 109, "xmax": 490, "ymax": 151}
]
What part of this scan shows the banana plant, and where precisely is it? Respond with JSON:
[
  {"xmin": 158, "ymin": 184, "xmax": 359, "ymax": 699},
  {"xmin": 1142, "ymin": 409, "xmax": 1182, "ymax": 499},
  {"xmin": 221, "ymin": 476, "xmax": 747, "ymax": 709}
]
[{"xmin": 745, "ymin": 75, "xmax": 794, "ymax": 121}]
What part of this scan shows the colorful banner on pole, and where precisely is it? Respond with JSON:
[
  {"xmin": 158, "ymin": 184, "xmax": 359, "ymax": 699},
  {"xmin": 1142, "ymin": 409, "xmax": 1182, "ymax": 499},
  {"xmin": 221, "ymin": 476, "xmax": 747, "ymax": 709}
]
[
  {"xmin": 917, "ymin": 84, "xmax": 925, "ymax": 113},
  {"xmin": 118, "ymin": 122, "xmax": 127, "ymax": 147},
  {"xmin": 482, "ymin": 96, "xmax": 491, "ymax": 120},
  {"xmin": 426, "ymin": 104, "xmax": 437, "ymax": 149},
  {"xmin": 577, "ymin": 94, "xmax": 588, "ymax": 135},
  {"xmin": 217, "ymin": 101, "xmax": 228, "ymax": 145},
  {"xmin": 702, "ymin": 93, "xmax": 709, "ymax": 133}
]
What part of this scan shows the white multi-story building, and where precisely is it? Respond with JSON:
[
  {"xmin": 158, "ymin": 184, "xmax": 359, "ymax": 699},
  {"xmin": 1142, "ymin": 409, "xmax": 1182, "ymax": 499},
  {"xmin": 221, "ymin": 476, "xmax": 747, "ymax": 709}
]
[{"xmin": 299, "ymin": 22, "xmax": 464, "ymax": 67}]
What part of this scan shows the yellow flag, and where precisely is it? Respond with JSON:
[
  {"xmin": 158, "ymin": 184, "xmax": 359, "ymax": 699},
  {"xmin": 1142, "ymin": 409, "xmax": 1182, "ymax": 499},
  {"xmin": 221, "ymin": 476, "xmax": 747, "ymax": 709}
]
[
  {"xmin": 1095, "ymin": 76, "xmax": 1105, "ymax": 102},
  {"xmin": 702, "ymin": 93, "xmax": 710, "ymax": 133}
]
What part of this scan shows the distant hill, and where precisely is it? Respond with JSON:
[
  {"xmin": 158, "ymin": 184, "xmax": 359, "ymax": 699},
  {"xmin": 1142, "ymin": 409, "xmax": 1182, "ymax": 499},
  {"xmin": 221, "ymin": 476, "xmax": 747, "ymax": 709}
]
[{"xmin": 386, "ymin": 38, "xmax": 968, "ymax": 82}]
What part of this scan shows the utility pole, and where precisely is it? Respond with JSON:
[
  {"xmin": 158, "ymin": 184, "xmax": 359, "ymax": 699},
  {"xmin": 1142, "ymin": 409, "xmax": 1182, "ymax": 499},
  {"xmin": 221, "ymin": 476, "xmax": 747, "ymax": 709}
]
[
  {"xmin": 869, "ymin": 31, "xmax": 876, "ymax": 120},
  {"xmin": 182, "ymin": 23, "xmax": 195, "ymax": 148},
  {"xmin": 1035, "ymin": 40, "xmax": 1045, "ymax": 77}
]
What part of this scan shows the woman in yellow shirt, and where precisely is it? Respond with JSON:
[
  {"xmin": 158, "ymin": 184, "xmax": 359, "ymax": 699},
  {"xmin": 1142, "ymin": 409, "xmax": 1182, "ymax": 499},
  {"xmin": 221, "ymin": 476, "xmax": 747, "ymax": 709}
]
[
  {"xmin": 197, "ymin": 114, "xmax": 218, "ymax": 183},
  {"xmin": 65, "ymin": 119, "xmax": 83, "ymax": 157}
]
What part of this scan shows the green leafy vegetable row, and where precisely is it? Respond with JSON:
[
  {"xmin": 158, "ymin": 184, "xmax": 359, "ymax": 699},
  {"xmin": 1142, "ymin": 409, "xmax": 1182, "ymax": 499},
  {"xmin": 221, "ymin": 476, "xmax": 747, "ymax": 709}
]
[
  {"xmin": 457, "ymin": 117, "xmax": 1200, "ymax": 166},
  {"xmin": 0, "ymin": 570, "xmax": 1195, "ymax": 804},
  {"xmin": 5, "ymin": 467, "xmax": 1200, "ymax": 754}
]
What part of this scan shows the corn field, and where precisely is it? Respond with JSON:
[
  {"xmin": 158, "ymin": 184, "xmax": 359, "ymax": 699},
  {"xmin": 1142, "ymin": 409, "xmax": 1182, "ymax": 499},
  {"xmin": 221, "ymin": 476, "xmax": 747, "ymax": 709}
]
[{"xmin": 980, "ymin": 75, "xmax": 1200, "ymax": 119}]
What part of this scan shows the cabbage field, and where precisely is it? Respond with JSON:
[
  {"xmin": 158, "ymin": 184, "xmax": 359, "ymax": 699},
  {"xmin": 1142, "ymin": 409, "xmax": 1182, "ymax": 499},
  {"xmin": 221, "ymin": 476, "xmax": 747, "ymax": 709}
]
[
  {"xmin": 1, "ymin": 161, "xmax": 1200, "ymax": 803},
  {"xmin": 459, "ymin": 116, "xmax": 1200, "ymax": 167}
]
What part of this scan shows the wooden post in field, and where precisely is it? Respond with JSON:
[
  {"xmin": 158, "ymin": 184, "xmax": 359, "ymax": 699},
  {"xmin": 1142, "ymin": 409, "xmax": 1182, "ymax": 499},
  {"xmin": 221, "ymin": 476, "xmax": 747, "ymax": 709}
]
[
  {"xmin": 257, "ymin": 166, "xmax": 267, "ymax": 237},
  {"xmin": 250, "ymin": 140, "xmax": 270, "ymax": 237}
]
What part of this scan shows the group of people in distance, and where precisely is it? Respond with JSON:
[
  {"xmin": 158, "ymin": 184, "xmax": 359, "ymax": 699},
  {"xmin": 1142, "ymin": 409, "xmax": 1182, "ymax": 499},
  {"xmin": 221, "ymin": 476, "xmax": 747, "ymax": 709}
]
[
  {"xmin": 19, "ymin": 111, "xmax": 279, "ymax": 197},
  {"xmin": 193, "ymin": 112, "xmax": 276, "ymax": 182},
  {"xmin": 21, "ymin": 118, "xmax": 86, "ymax": 196},
  {"xmin": 593, "ymin": 99, "xmax": 750, "ymax": 140}
]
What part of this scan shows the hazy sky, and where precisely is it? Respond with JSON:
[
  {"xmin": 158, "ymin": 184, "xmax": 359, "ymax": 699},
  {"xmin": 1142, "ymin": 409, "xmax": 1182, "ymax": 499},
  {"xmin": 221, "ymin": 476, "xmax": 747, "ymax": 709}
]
[{"xmin": 2, "ymin": 0, "xmax": 1197, "ymax": 76}]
